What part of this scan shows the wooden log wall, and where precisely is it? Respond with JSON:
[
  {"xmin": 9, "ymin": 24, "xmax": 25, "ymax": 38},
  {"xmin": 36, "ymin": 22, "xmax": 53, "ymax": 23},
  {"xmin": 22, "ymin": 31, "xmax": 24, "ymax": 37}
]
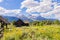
[
  {"xmin": 0, "ymin": 22, "xmax": 4, "ymax": 39},
  {"xmin": 0, "ymin": 27, "xmax": 4, "ymax": 38}
]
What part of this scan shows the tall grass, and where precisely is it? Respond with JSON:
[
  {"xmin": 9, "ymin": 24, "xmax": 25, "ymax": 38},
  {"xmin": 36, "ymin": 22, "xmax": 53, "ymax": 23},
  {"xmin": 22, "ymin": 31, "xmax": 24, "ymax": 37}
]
[{"xmin": 1, "ymin": 24, "xmax": 60, "ymax": 40}]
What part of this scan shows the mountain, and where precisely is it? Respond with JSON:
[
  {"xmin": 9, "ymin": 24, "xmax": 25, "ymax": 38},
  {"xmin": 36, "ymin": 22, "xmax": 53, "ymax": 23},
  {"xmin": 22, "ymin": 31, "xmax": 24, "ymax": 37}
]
[
  {"xmin": 34, "ymin": 16, "xmax": 46, "ymax": 21},
  {"xmin": 2, "ymin": 16, "xmax": 33, "ymax": 22},
  {"xmin": 16, "ymin": 15, "xmax": 33, "ymax": 22},
  {"xmin": 2, "ymin": 16, "xmax": 56, "ymax": 22},
  {"xmin": 34, "ymin": 16, "xmax": 56, "ymax": 21},
  {"xmin": 3, "ymin": 16, "xmax": 19, "ymax": 22}
]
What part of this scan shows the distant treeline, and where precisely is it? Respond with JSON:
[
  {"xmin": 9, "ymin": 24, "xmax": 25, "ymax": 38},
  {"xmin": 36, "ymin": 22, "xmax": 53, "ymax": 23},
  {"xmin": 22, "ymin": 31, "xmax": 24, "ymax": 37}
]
[
  {"xmin": 12, "ymin": 19, "xmax": 60, "ymax": 27},
  {"xmin": 29, "ymin": 20, "xmax": 60, "ymax": 26}
]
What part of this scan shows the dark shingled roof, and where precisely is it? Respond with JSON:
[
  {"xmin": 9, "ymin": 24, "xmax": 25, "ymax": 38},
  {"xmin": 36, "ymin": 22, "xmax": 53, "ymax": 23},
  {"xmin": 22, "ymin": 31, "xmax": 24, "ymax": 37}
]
[{"xmin": 0, "ymin": 16, "xmax": 10, "ymax": 24}]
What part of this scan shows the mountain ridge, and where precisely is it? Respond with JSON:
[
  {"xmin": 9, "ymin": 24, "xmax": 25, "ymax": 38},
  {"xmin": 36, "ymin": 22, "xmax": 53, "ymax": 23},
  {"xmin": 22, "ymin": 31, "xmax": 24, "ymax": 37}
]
[{"xmin": 2, "ymin": 16, "xmax": 56, "ymax": 22}]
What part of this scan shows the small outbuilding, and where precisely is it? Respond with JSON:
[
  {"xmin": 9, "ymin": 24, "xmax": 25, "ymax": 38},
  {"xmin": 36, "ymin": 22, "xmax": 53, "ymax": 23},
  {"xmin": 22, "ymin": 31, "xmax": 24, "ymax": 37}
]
[
  {"xmin": 0, "ymin": 16, "xmax": 10, "ymax": 38},
  {"xmin": 13, "ymin": 19, "xmax": 29, "ymax": 27},
  {"xmin": 0, "ymin": 16, "xmax": 10, "ymax": 28}
]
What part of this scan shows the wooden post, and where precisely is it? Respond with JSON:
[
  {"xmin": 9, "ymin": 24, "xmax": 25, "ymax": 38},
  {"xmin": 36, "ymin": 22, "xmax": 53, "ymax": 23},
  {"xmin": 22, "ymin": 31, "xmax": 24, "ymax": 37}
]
[
  {"xmin": 6, "ymin": 24, "xmax": 8, "ymax": 29},
  {"xmin": 0, "ymin": 21, "xmax": 4, "ymax": 38},
  {"xmin": 1, "ymin": 23, "xmax": 4, "ymax": 28}
]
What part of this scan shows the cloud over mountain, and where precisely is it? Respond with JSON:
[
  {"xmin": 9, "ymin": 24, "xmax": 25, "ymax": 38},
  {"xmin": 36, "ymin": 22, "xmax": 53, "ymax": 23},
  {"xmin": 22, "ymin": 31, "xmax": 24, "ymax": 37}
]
[
  {"xmin": 0, "ymin": 0, "xmax": 60, "ymax": 21},
  {"xmin": 21, "ymin": 0, "xmax": 60, "ymax": 20},
  {"xmin": 21, "ymin": 0, "xmax": 53, "ymax": 13}
]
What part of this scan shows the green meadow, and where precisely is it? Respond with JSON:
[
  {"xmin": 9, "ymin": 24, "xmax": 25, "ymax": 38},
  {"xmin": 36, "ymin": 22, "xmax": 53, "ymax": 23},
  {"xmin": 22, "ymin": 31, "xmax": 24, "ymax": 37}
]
[{"xmin": 1, "ymin": 20, "xmax": 60, "ymax": 40}]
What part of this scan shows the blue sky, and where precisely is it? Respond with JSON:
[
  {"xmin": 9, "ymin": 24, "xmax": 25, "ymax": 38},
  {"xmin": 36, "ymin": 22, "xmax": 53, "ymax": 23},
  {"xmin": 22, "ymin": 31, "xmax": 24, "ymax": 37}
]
[
  {"xmin": 0, "ymin": 0, "xmax": 60, "ymax": 20},
  {"xmin": 0, "ymin": 0, "xmax": 23, "ymax": 9},
  {"xmin": 0, "ymin": 0, "xmax": 59, "ymax": 9}
]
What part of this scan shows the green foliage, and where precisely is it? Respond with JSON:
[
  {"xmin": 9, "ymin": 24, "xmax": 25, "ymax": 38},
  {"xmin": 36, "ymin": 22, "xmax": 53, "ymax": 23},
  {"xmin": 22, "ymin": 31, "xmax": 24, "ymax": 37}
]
[
  {"xmin": 53, "ymin": 20, "xmax": 60, "ymax": 25},
  {"xmin": 12, "ymin": 20, "xmax": 16, "ymax": 25},
  {"xmin": 1, "ymin": 20, "xmax": 60, "ymax": 40},
  {"xmin": 30, "ymin": 21, "xmax": 40, "ymax": 26},
  {"xmin": 2, "ymin": 25, "xmax": 60, "ymax": 40},
  {"xmin": 29, "ymin": 20, "xmax": 60, "ymax": 26}
]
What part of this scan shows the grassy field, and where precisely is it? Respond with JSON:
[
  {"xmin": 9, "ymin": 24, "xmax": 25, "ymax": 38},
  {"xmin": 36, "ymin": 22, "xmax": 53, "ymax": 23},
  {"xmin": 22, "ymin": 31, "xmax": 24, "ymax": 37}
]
[{"xmin": 1, "ymin": 24, "xmax": 60, "ymax": 40}]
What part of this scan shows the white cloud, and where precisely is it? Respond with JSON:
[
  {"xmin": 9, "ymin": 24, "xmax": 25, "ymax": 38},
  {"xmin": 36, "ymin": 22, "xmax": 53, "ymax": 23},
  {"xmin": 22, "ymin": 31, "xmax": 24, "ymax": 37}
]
[
  {"xmin": 30, "ymin": 14, "xmax": 39, "ymax": 18},
  {"xmin": 40, "ymin": 5, "xmax": 60, "ymax": 20},
  {"xmin": 21, "ymin": 0, "xmax": 60, "ymax": 20},
  {"xmin": 0, "ymin": 0, "xmax": 3, "ymax": 2},
  {"xmin": 21, "ymin": 0, "xmax": 53, "ymax": 13},
  {"xmin": 0, "ymin": 7, "xmax": 21, "ymax": 16},
  {"xmin": 21, "ymin": 0, "xmax": 39, "ymax": 9}
]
